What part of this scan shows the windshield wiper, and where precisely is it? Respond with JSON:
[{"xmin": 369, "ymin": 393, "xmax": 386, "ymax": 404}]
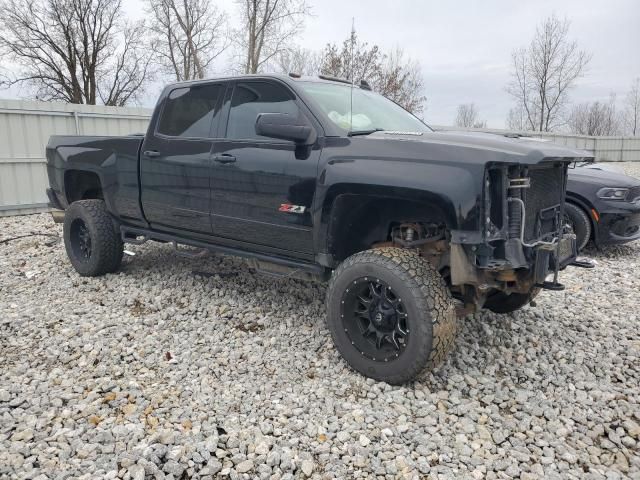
[{"xmin": 348, "ymin": 128, "xmax": 385, "ymax": 137}]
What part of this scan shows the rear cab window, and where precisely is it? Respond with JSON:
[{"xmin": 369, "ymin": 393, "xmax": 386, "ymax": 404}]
[{"xmin": 157, "ymin": 83, "xmax": 224, "ymax": 138}]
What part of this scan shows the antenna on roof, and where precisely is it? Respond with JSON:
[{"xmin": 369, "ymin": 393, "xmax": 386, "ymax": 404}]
[{"xmin": 349, "ymin": 17, "xmax": 355, "ymax": 133}]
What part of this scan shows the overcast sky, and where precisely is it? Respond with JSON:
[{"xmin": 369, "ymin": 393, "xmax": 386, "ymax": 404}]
[
  {"xmin": 4, "ymin": 0, "xmax": 640, "ymax": 128},
  {"xmin": 120, "ymin": 0, "xmax": 640, "ymax": 127}
]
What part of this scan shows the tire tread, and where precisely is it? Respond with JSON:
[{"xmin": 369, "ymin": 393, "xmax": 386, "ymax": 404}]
[
  {"xmin": 63, "ymin": 200, "xmax": 123, "ymax": 276},
  {"xmin": 565, "ymin": 202, "xmax": 592, "ymax": 251},
  {"xmin": 326, "ymin": 247, "xmax": 457, "ymax": 384}
]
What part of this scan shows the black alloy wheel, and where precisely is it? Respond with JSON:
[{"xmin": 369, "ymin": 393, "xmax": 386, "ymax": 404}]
[
  {"xmin": 69, "ymin": 218, "xmax": 92, "ymax": 261},
  {"xmin": 341, "ymin": 277, "xmax": 409, "ymax": 362},
  {"xmin": 326, "ymin": 247, "xmax": 458, "ymax": 384}
]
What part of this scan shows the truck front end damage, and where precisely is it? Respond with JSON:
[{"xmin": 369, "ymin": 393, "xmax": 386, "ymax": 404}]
[{"xmin": 447, "ymin": 160, "xmax": 589, "ymax": 312}]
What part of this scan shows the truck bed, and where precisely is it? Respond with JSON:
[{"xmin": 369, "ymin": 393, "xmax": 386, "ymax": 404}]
[{"xmin": 46, "ymin": 135, "xmax": 146, "ymax": 226}]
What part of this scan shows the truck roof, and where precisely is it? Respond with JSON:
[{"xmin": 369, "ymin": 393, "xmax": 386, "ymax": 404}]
[{"xmin": 164, "ymin": 73, "xmax": 369, "ymax": 90}]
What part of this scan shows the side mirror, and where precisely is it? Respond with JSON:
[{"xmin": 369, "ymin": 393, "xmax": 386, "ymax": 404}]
[{"xmin": 255, "ymin": 113, "xmax": 317, "ymax": 145}]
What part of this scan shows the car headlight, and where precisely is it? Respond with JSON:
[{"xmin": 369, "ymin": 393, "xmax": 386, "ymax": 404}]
[{"xmin": 597, "ymin": 187, "xmax": 629, "ymax": 200}]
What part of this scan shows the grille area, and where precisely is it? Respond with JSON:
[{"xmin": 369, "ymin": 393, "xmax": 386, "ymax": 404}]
[
  {"xmin": 627, "ymin": 186, "xmax": 640, "ymax": 203},
  {"xmin": 523, "ymin": 166, "xmax": 565, "ymax": 241}
]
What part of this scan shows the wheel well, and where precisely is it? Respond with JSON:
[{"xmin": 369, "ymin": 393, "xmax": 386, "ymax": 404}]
[
  {"xmin": 328, "ymin": 194, "xmax": 449, "ymax": 262},
  {"xmin": 64, "ymin": 170, "xmax": 104, "ymax": 204}
]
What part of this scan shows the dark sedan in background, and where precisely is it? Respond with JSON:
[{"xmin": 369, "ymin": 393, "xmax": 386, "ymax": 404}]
[{"xmin": 566, "ymin": 163, "xmax": 640, "ymax": 250}]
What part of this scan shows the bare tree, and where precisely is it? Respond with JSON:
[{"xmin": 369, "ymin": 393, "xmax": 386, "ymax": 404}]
[
  {"xmin": 622, "ymin": 78, "xmax": 640, "ymax": 136},
  {"xmin": 320, "ymin": 31, "xmax": 426, "ymax": 114},
  {"xmin": 506, "ymin": 105, "xmax": 528, "ymax": 131},
  {"xmin": 320, "ymin": 30, "xmax": 382, "ymax": 84},
  {"xmin": 455, "ymin": 103, "xmax": 486, "ymax": 128},
  {"xmin": 507, "ymin": 15, "xmax": 590, "ymax": 132},
  {"xmin": 455, "ymin": 103, "xmax": 477, "ymax": 128},
  {"xmin": 376, "ymin": 49, "xmax": 426, "ymax": 115},
  {"xmin": 99, "ymin": 22, "xmax": 154, "ymax": 106},
  {"xmin": 568, "ymin": 95, "xmax": 619, "ymax": 136},
  {"xmin": 0, "ymin": 0, "xmax": 152, "ymax": 105},
  {"xmin": 147, "ymin": 0, "xmax": 229, "ymax": 81},
  {"xmin": 235, "ymin": 0, "xmax": 310, "ymax": 74},
  {"xmin": 274, "ymin": 46, "xmax": 322, "ymax": 76}
]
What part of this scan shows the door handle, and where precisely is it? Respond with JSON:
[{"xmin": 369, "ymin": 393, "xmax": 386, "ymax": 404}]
[
  {"xmin": 143, "ymin": 150, "xmax": 161, "ymax": 158},
  {"xmin": 214, "ymin": 154, "xmax": 236, "ymax": 164}
]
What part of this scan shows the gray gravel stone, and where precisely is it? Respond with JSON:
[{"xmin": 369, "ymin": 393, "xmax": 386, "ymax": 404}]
[
  {"xmin": 235, "ymin": 459, "xmax": 253, "ymax": 473},
  {"xmin": 128, "ymin": 464, "xmax": 145, "ymax": 480},
  {"xmin": 301, "ymin": 459, "xmax": 314, "ymax": 476},
  {"xmin": 1, "ymin": 201, "xmax": 640, "ymax": 479},
  {"xmin": 163, "ymin": 460, "xmax": 184, "ymax": 476},
  {"xmin": 492, "ymin": 429, "xmax": 508, "ymax": 445},
  {"xmin": 0, "ymin": 389, "xmax": 9, "ymax": 402}
]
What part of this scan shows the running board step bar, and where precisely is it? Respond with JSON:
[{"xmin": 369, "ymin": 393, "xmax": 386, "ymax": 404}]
[
  {"xmin": 120, "ymin": 226, "xmax": 328, "ymax": 279},
  {"xmin": 172, "ymin": 241, "xmax": 208, "ymax": 258},
  {"xmin": 121, "ymin": 230, "xmax": 149, "ymax": 245}
]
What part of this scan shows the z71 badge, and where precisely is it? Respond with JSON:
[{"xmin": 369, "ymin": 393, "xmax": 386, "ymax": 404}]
[{"xmin": 279, "ymin": 203, "xmax": 306, "ymax": 213}]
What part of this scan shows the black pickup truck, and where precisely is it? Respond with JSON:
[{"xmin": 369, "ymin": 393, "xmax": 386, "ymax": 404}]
[{"xmin": 46, "ymin": 74, "xmax": 592, "ymax": 384}]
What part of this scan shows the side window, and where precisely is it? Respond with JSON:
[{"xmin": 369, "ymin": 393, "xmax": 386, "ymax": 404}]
[
  {"xmin": 157, "ymin": 84, "xmax": 223, "ymax": 138},
  {"xmin": 227, "ymin": 82, "xmax": 298, "ymax": 140}
]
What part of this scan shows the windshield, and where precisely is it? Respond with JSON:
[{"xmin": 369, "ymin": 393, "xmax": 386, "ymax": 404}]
[{"xmin": 298, "ymin": 81, "xmax": 431, "ymax": 134}]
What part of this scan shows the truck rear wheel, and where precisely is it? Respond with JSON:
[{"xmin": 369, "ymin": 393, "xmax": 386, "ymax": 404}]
[
  {"xmin": 63, "ymin": 200, "xmax": 123, "ymax": 277},
  {"xmin": 326, "ymin": 247, "xmax": 457, "ymax": 384}
]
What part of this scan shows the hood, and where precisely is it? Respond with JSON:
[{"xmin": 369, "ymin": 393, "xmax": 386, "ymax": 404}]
[
  {"xmin": 579, "ymin": 162, "xmax": 625, "ymax": 174},
  {"xmin": 570, "ymin": 164, "xmax": 640, "ymax": 188},
  {"xmin": 365, "ymin": 130, "xmax": 594, "ymax": 165}
]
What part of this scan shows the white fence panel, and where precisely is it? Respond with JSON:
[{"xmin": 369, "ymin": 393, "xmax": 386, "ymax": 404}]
[{"xmin": 0, "ymin": 99, "xmax": 151, "ymax": 216}]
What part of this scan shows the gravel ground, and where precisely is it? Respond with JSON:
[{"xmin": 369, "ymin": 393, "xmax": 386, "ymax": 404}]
[
  {"xmin": 1, "ymin": 163, "xmax": 640, "ymax": 480},
  {"xmin": 620, "ymin": 162, "xmax": 640, "ymax": 178}
]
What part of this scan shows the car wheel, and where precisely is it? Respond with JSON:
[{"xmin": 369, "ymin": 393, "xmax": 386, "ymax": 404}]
[
  {"xmin": 483, "ymin": 288, "xmax": 540, "ymax": 314},
  {"xmin": 326, "ymin": 247, "xmax": 457, "ymax": 384},
  {"xmin": 564, "ymin": 202, "xmax": 592, "ymax": 251},
  {"xmin": 63, "ymin": 200, "xmax": 123, "ymax": 276}
]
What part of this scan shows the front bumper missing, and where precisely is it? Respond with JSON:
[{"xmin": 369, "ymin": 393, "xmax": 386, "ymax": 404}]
[
  {"xmin": 556, "ymin": 232, "xmax": 578, "ymax": 268},
  {"xmin": 533, "ymin": 232, "xmax": 595, "ymax": 290},
  {"xmin": 533, "ymin": 233, "xmax": 575, "ymax": 289}
]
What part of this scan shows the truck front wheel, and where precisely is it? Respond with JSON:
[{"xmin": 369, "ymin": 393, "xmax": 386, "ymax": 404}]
[
  {"xmin": 63, "ymin": 200, "xmax": 123, "ymax": 277},
  {"xmin": 326, "ymin": 247, "xmax": 458, "ymax": 384}
]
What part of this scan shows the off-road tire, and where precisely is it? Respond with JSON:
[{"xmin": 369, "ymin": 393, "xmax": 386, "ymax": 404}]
[
  {"xmin": 484, "ymin": 287, "xmax": 541, "ymax": 314},
  {"xmin": 564, "ymin": 202, "xmax": 592, "ymax": 251},
  {"xmin": 63, "ymin": 200, "xmax": 123, "ymax": 277},
  {"xmin": 326, "ymin": 247, "xmax": 457, "ymax": 384}
]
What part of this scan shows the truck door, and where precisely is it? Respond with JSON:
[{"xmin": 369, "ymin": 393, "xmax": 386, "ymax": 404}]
[
  {"xmin": 140, "ymin": 82, "xmax": 225, "ymax": 235},
  {"xmin": 210, "ymin": 80, "xmax": 320, "ymax": 259}
]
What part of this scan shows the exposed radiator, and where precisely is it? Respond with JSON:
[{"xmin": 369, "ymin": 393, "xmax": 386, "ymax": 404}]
[{"xmin": 523, "ymin": 166, "xmax": 565, "ymax": 242}]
